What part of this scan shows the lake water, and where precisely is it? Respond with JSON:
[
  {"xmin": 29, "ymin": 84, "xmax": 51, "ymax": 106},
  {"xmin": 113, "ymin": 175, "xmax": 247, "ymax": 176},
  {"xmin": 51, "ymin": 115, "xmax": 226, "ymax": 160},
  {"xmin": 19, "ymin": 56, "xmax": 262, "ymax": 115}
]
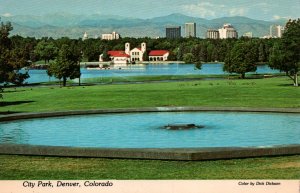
[
  {"xmin": 24, "ymin": 63, "xmax": 280, "ymax": 84},
  {"xmin": 0, "ymin": 112, "xmax": 299, "ymax": 148}
]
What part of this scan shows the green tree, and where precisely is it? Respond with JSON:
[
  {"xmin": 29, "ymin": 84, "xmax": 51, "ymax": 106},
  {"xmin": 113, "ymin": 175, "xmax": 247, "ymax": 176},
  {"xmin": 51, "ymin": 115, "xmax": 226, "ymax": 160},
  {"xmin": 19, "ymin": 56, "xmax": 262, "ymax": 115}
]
[
  {"xmin": 224, "ymin": 41, "xmax": 257, "ymax": 79},
  {"xmin": 194, "ymin": 61, "xmax": 202, "ymax": 70},
  {"xmin": 206, "ymin": 42, "xmax": 214, "ymax": 62},
  {"xmin": 34, "ymin": 40, "xmax": 58, "ymax": 64},
  {"xmin": 167, "ymin": 50, "xmax": 177, "ymax": 61},
  {"xmin": 269, "ymin": 19, "xmax": 300, "ymax": 86},
  {"xmin": 199, "ymin": 43, "xmax": 208, "ymax": 62},
  {"xmin": 143, "ymin": 50, "xmax": 149, "ymax": 61},
  {"xmin": 82, "ymin": 39, "xmax": 102, "ymax": 61},
  {"xmin": 258, "ymin": 42, "xmax": 266, "ymax": 62},
  {"xmin": 47, "ymin": 44, "xmax": 81, "ymax": 87},
  {"xmin": 0, "ymin": 20, "xmax": 29, "ymax": 92},
  {"xmin": 177, "ymin": 44, "xmax": 185, "ymax": 61},
  {"xmin": 183, "ymin": 53, "xmax": 194, "ymax": 63},
  {"xmin": 102, "ymin": 47, "xmax": 110, "ymax": 61}
]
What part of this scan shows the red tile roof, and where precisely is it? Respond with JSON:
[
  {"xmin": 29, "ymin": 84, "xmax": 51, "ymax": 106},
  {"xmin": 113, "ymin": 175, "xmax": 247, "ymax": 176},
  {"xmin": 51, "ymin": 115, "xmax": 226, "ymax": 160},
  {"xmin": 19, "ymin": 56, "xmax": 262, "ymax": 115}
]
[
  {"xmin": 149, "ymin": 50, "xmax": 169, "ymax": 56},
  {"xmin": 108, "ymin": 51, "xmax": 130, "ymax": 58}
]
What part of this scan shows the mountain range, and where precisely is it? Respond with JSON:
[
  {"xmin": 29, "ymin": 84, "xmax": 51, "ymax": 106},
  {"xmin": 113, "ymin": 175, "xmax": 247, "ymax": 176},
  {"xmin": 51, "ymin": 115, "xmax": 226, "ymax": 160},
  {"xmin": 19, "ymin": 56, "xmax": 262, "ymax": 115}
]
[{"xmin": 1, "ymin": 13, "xmax": 287, "ymax": 39}]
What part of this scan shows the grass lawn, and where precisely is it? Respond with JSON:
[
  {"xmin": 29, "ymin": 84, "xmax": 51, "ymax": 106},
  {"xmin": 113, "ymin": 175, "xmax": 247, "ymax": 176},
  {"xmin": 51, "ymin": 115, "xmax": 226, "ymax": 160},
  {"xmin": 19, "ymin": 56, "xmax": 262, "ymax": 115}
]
[
  {"xmin": 1, "ymin": 77, "xmax": 299, "ymax": 113},
  {"xmin": 0, "ymin": 76, "xmax": 299, "ymax": 179},
  {"xmin": 0, "ymin": 155, "xmax": 299, "ymax": 179}
]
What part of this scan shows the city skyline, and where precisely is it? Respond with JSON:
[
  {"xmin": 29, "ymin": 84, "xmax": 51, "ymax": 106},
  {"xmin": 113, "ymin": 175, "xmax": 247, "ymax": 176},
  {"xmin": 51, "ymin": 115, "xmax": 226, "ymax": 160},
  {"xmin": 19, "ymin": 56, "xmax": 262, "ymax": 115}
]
[{"xmin": 0, "ymin": 0, "xmax": 299, "ymax": 21}]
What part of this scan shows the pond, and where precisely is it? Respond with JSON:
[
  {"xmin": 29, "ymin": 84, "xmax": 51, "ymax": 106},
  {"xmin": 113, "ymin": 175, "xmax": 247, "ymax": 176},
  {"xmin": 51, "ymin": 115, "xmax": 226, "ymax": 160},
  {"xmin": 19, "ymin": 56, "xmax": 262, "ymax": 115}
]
[
  {"xmin": 23, "ymin": 63, "xmax": 280, "ymax": 84},
  {"xmin": 0, "ymin": 112, "xmax": 299, "ymax": 148}
]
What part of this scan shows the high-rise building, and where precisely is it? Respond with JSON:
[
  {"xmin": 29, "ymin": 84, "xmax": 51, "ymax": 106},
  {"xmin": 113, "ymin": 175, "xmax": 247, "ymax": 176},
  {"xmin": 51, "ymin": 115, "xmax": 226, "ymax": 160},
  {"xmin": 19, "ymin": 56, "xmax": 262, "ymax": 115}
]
[
  {"xmin": 185, "ymin": 23, "xmax": 196, "ymax": 37},
  {"xmin": 206, "ymin": 29, "xmax": 219, "ymax": 39},
  {"xmin": 218, "ymin": 24, "xmax": 238, "ymax": 39},
  {"xmin": 270, "ymin": 25, "xmax": 284, "ymax": 38},
  {"xmin": 166, "ymin": 26, "xmax": 181, "ymax": 38}
]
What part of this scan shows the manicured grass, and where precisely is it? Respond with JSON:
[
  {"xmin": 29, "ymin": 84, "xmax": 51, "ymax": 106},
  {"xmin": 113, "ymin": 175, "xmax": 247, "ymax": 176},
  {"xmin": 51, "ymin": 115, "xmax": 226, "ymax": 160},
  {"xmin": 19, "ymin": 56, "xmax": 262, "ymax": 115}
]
[
  {"xmin": 80, "ymin": 74, "xmax": 234, "ymax": 84},
  {"xmin": 1, "ymin": 77, "xmax": 299, "ymax": 113},
  {"xmin": 0, "ymin": 155, "xmax": 299, "ymax": 179}
]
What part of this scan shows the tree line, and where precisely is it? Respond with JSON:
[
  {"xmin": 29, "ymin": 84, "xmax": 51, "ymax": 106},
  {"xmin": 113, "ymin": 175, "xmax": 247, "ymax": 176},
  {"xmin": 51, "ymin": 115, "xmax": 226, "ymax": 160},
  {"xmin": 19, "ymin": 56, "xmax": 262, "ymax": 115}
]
[{"xmin": 0, "ymin": 18, "xmax": 299, "ymax": 92}]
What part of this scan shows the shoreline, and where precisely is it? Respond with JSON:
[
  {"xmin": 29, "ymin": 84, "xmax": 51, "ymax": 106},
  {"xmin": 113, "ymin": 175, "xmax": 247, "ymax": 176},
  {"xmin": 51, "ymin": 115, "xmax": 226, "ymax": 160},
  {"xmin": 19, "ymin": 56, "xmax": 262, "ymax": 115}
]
[{"xmin": 81, "ymin": 61, "xmax": 225, "ymax": 67}]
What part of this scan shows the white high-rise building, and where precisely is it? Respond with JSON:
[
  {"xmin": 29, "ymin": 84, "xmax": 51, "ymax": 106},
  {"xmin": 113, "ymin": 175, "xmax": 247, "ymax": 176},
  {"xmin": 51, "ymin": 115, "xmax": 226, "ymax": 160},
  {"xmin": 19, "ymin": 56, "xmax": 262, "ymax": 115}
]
[
  {"xmin": 185, "ymin": 23, "xmax": 196, "ymax": 37},
  {"xmin": 218, "ymin": 24, "xmax": 238, "ymax": 39},
  {"xmin": 270, "ymin": 25, "xmax": 284, "ymax": 38},
  {"xmin": 101, "ymin": 31, "xmax": 120, "ymax": 40}
]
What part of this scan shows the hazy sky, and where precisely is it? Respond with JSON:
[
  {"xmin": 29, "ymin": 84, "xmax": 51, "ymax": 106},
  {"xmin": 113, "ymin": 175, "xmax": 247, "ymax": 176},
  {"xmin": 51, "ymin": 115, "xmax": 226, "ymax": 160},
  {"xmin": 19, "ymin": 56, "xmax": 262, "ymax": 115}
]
[{"xmin": 1, "ymin": 0, "xmax": 299, "ymax": 20}]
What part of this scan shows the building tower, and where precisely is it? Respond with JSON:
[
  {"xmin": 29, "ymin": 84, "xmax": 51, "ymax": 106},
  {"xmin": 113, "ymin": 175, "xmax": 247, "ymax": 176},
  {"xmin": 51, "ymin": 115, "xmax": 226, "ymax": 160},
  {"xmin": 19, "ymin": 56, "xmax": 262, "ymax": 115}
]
[
  {"xmin": 166, "ymin": 26, "xmax": 181, "ymax": 38},
  {"xmin": 270, "ymin": 25, "xmax": 284, "ymax": 38},
  {"xmin": 218, "ymin": 23, "xmax": 238, "ymax": 39},
  {"xmin": 206, "ymin": 29, "xmax": 219, "ymax": 39},
  {"xmin": 125, "ymin": 43, "xmax": 130, "ymax": 55},
  {"xmin": 82, "ymin": 32, "xmax": 88, "ymax": 41},
  {"xmin": 185, "ymin": 23, "xmax": 196, "ymax": 37},
  {"xmin": 270, "ymin": 25, "xmax": 277, "ymax": 37},
  {"xmin": 277, "ymin": 25, "xmax": 284, "ymax": 38},
  {"xmin": 141, "ymin": 42, "xmax": 146, "ymax": 53}
]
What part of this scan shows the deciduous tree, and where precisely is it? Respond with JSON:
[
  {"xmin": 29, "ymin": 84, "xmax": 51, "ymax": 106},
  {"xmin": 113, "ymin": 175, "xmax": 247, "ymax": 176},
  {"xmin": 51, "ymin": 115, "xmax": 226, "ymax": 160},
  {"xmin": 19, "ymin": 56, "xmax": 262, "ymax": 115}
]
[
  {"xmin": 47, "ymin": 44, "xmax": 81, "ymax": 86},
  {"xmin": 34, "ymin": 40, "xmax": 58, "ymax": 64},
  {"xmin": 0, "ymin": 20, "xmax": 29, "ymax": 93},
  {"xmin": 269, "ymin": 19, "xmax": 300, "ymax": 86},
  {"xmin": 224, "ymin": 41, "xmax": 257, "ymax": 79}
]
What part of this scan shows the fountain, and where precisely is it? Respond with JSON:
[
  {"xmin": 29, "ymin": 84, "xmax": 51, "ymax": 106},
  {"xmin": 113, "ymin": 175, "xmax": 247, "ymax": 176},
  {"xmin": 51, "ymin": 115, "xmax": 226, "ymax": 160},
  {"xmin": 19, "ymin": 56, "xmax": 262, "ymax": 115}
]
[
  {"xmin": 164, "ymin": 123, "xmax": 204, "ymax": 130},
  {"xmin": 0, "ymin": 107, "xmax": 299, "ymax": 160}
]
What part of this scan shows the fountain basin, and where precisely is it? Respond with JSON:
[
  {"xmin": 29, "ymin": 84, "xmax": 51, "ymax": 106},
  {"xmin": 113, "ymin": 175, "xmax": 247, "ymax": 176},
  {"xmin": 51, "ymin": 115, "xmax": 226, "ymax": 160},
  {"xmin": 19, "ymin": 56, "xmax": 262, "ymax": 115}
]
[{"xmin": 0, "ymin": 107, "xmax": 299, "ymax": 160}]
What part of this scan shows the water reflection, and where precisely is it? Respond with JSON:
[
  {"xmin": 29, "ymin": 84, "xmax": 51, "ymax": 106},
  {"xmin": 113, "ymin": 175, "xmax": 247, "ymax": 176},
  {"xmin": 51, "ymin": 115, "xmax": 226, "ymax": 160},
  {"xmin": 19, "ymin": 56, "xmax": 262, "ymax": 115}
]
[
  {"xmin": 22, "ymin": 63, "xmax": 280, "ymax": 84},
  {"xmin": 0, "ymin": 122, "xmax": 29, "ymax": 144}
]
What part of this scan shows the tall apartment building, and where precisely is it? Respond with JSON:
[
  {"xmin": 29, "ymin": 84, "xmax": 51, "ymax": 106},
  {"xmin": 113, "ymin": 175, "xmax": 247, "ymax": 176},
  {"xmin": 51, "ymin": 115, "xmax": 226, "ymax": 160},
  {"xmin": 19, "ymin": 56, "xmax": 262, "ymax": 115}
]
[
  {"xmin": 101, "ymin": 31, "xmax": 120, "ymax": 40},
  {"xmin": 270, "ymin": 25, "xmax": 284, "ymax": 38},
  {"xmin": 218, "ymin": 24, "xmax": 238, "ymax": 39},
  {"xmin": 206, "ymin": 29, "xmax": 219, "ymax": 39},
  {"xmin": 166, "ymin": 26, "xmax": 181, "ymax": 38},
  {"xmin": 185, "ymin": 23, "xmax": 196, "ymax": 37}
]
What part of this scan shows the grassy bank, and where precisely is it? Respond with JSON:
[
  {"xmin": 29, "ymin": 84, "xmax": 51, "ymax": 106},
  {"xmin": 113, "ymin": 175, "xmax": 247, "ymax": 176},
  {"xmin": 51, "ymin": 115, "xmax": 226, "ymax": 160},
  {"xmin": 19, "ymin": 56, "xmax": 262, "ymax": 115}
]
[
  {"xmin": 79, "ymin": 73, "xmax": 283, "ymax": 84},
  {"xmin": 79, "ymin": 74, "xmax": 230, "ymax": 84},
  {"xmin": 0, "ymin": 155, "xmax": 299, "ymax": 179},
  {"xmin": 1, "ymin": 77, "xmax": 299, "ymax": 113}
]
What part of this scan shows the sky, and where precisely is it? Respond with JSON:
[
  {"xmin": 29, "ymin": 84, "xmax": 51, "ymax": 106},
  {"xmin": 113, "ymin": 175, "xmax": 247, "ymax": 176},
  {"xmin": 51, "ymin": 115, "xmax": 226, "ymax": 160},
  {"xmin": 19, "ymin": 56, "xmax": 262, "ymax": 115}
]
[{"xmin": 0, "ymin": 0, "xmax": 299, "ymax": 21}]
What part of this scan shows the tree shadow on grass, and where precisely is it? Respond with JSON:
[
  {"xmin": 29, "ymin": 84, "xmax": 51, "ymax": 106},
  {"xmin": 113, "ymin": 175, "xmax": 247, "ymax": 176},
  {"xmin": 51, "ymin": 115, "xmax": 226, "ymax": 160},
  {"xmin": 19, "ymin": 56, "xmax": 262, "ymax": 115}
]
[
  {"xmin": 0, "ymin": 111, "xmax": 22, "ymax": 115},
  {"xmin": 2, "ymin": 90, "xmax": 26, "ymax": 93},
  {"xmin": 277, "ymin": 84, "xmax": 295, "ymax": 87},
  {"xmin": 0, "ymin": 101, "xmax": 35, "ymax": 107}
]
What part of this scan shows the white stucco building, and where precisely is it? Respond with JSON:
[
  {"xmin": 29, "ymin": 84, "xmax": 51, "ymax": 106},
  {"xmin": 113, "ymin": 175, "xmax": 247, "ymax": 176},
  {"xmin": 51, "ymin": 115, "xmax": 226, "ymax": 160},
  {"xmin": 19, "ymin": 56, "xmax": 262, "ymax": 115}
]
[
  {"xmin": 149, "ymin": 50, "xmax": 169, "ymax": 61},
  {"xmin": 218, "ymin": 24, "xmax": 238, "ymax": 39},
  {"xmin": 100, "ymin": 42, "xmax": 146, "ymax": 64},
  {"xmin": 100, "ymin": 42, "xmax": 169, "ymax": 65},
  {"xmin": 127, "ymin": 42, "xmax": 146, "ymax": 62}
]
